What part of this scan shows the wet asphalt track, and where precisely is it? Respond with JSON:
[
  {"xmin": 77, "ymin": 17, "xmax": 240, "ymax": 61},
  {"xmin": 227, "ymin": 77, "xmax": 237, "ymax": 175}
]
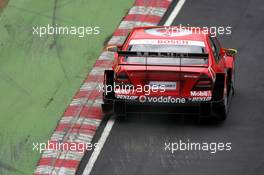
[{"xmin": 78, "ymin": 0, "xmax": 264, "ymax": 174}]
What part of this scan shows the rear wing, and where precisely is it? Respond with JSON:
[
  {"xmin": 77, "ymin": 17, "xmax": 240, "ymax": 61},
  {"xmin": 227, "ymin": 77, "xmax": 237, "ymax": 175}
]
[
  {"xmin": 117, "ymin": 51, "xmax": 209, "ymax": 67},
  {"xmin": 117, "ymin": 51, "xmax": 208, "ymax": 58}
]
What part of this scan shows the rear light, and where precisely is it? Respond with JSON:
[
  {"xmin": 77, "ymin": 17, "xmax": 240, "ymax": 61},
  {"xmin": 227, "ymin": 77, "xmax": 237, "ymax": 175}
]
[{"xmin": 192, "ymin": 74, "xmax": 213, "ymax": 90}]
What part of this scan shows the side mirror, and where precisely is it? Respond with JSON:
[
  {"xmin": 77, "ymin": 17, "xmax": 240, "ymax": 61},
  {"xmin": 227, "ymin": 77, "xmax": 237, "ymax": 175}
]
[
  {"xmin": 224, "ymin": 48, "xmax": 238, "ymax": 57},
  {"xmin": 105, "ymin": 45, "xmax": 120, "ymax": 52}
]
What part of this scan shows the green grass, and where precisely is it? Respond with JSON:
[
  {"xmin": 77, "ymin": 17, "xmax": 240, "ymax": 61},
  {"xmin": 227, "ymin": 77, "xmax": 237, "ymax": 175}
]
[{"xmin": 0, "ymin": 0, "xmax": 133, "ymax": 174}]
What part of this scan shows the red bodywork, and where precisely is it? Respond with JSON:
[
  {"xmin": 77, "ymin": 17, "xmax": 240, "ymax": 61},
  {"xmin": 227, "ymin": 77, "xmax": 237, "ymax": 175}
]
[{"xmin": 103, "ymin": 26, "xmax": 236, "ymax": 115}]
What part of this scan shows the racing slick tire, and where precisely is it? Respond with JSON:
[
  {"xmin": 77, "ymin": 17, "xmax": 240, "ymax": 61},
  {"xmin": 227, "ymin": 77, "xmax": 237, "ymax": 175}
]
[
  {"xmin": 114, "ymin": 100, "xmax": 127, "ymax": 117},
  {"xmin": 102, "ymin": 70, "xmax": 115, "ymax": 114},
  {"xmin": 227, "ymin": 68, "xmax": 235, "ymax": 97},
  {"xmin": 212, "ymin": 73, "xmax": 229, "ymax": 121},
  {"xmin": 212, "ymin": 92, "xmax": 228, "ymax": 121},
  {"xmin": 102, "ymin": 102, "xmax": 113, "ymax": 114},
  {"xmin": 231, "ymin": 65, "xmax": 236, "ymax": 96}
]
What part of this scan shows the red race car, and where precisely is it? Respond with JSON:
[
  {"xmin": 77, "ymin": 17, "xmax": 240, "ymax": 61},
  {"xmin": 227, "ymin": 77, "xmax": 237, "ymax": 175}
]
[{"xmin": 102, "ymin": 26, "xmax": 237, "ymax": 120}]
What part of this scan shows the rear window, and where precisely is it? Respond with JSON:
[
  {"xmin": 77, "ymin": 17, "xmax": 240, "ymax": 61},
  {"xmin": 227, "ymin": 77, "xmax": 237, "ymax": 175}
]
[
  {"xmin": 130, "ymin": 44, "xmax": 206, "ymax": 53},
  {"xmin": 125, "ymin": 44, "xmax": 208, "ymax": 66}
]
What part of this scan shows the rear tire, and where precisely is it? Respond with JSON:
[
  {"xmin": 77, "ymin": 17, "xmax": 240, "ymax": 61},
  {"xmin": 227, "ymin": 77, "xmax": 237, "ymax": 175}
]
[
  {"xmin": 213, "ymin": 68, "xmax": 235, "ymax": 120},
  {"xmin": 114, "ymin": 100, "xmax": 127, "ymax": 118},
  {"xmin": 232, "ymin": 67, "xmax": 235, "ymax": 96},
  {"xmin": 101, "ymin": 102, "xmax": 113, "ymax": 114},
  {"xmin": 212, "ymin": 92, "xmax": 228, "ymax": 121},
  {"xmin": 102, "ymin": 70, "xmax": 115, "ymax": 114},
  {"xmin": 211, "ymin": 73, "xmax": 229, "ymax": 121}
]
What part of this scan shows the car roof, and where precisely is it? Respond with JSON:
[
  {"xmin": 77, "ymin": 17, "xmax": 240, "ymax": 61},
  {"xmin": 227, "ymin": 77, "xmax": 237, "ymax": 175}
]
[{"xmin": 129, "ymin": 26, "xmax": 208, "ymax": 42}]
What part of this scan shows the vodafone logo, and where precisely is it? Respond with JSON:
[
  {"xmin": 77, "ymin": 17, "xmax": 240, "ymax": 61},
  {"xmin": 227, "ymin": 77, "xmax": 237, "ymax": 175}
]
[
  {"xmin": 145, "ymin": 28, "xmax": 192, "ymax": 37},
  {"xmin": 139, "ymin": 95, "xmax": 147, "ymax": 103}
]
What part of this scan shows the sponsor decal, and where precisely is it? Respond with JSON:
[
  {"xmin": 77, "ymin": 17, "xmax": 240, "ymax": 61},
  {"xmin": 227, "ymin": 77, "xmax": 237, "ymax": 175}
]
[
  {"xmin": 190, "ymin": 91, "xmax": 212, "ymax": 101},
  {"xmin": 139, "ymin": 95, "xmax": 186, "ymax": 104},
  {"xmin": 129, "ymin": 39, "xmax": 205, "ymax": 47},
  {"xmin": 115, "ymin": 93, "xmax": 212, "ymax": 103},
  {"xmin": 115, "ymin": 88, "xmax": 133, "ymax": 95},
  {"xmin": 190, "ymin": 91, "xmax": 212, "ymax": 97},
  {"xmin": 115, "ymin": 95, "xmax": 138, "ymax": 100},
  {"xmin": 189, "ymin": 97, "xmax": 212, "ymax": 102}
]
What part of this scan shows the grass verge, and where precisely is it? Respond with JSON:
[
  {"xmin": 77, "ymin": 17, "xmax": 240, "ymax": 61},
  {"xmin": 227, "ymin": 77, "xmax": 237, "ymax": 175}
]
[{"xmin": 0, "ymin": 0, "xmax": 133, "ymax": 174}]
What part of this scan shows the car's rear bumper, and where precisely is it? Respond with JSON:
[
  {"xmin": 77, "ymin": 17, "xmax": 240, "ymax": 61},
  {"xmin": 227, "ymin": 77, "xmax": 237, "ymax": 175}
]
[{"xmin": 104, "ymin": 98, "xmax": 224, "ymax": 116}]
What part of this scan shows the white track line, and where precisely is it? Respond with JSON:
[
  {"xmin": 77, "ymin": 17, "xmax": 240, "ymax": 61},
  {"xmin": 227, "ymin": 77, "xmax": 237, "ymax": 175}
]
[
  {"xmin": 164, "ymin": 0, "xmax": 186, "ymax": 26},
  {"xmin": 82, "ymin": 115, "xmax": 116, "ymax": 175},
  {"xmin": 82, "ymin": 1, "xmax": 186, "ymax": 174}
]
